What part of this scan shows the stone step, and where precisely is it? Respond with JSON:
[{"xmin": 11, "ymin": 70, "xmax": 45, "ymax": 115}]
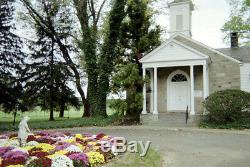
[{"xmin": 140, "ymin": 113, "xmax": 196, "ymax": 127}]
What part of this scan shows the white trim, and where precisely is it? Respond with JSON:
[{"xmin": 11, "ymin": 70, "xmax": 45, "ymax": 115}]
[
  {"xmin": 153, "ymin": 67, "xmax": 158, "ymax": 115},
  {"xmin": 176, "ymin": 34, "xmax": 242, "ymax": 64},
  {"xmin": 140, "ymin": 33, "xmax": 242, "ymax": 65},
  {"xmin": 140, "ymin": 37, "xmax": 209, "ymax": 63},
  {"xmin": 167, "ymin": 70, "xmax": 190, "ymax": 112},
  {"xmin": 172, "ymin": 39, "xmax": 209, "ymax": 59},
  {"xmin": 142, "ymin": 68, "xmax": 147, "ymax": 115},
  {"xmin": 203, "ymin": 65, "xmax": 208, "ymax": 100},
  {"xmin": 150, "ymin": 70, "xmax": 154, "ymax": 113},
  {"xmin": 190, "ymin": 65, "xmax": 195, "ymax": 115},
  {"xmin": 139, "ymin": 36, "xmax": 177, "ymax": 62},
  {"xmin": 142, "ymin": 59, "xmax": 207, "ymax": 69}
]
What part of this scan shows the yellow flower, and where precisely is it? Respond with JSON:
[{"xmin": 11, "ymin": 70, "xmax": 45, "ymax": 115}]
[
  {"xmin": 35, "ymin": 143, "xmax": 55, "ymax": 152},
  {"xmin": 22, "ymin": 146, "xmax": 34, "ymax": 151},
  {"xmin": 65, "ymin": 138, "xmax": 76, "ymax": 143},
  {"xmin": 93, "ymin": 146, "xmax": 100, "ymax": 151},
  {"xmin": 6, "ymin": 165, "xmax": 24, "ymax": 167},
  {"xmin": 88, "ymin": 142, "xmax": 97, "ymax": 146},
  {"xmin": 86, "ymin": 151, "xmax": 105, "ymax": 167},
  {"xmin": 102, "ymin": 136, "xmax": 109, "ymax": 140},
  {"xmin": 47, "ymin": 150, "xmax": 68, "ymax": 159},
  {"xmin": 35, "ymin": 135, "xmax": 41, "ymax": 138},
  {"xmin": 75, "ymin": 134, "xmax": 82, "ymax": 139}
]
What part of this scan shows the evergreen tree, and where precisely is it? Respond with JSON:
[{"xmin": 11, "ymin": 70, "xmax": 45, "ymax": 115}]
[
  {"xmin": 20, "ymin": 0, "xmax": 89, "ymax": 117},
  {"xmin": 22, "ymin": 1, "xmax": 80, "ymax": 121},
  {"xmin": 0, "ymin": 0, "xmax": 25, "ymax": 112},
  {"xmin": 111, "ymin": 0, "xmax": 161, "ymax": 120}
]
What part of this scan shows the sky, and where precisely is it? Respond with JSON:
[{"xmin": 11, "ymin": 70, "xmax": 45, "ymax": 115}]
[{"xmin": 157, "ymin": 0, "xmax": 231, "ymax": 48}]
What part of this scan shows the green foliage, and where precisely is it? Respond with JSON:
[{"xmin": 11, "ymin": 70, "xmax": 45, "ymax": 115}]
[
  {"xmin": 111, "ymin": 0, "xmax": 161, "ymax": 119},
  {"xmin": 111, "ymin": 63, "xmax": 146, "ymax": 118},
  {"xmin": 0, "ymin": 0, "xmax": 25, "ymax": 112},
  {"xmin": 222, "ymin": 0, "xmax": 250, "ymax": 45},
  {"xmin": 203, "ymin": 89, "xmax": 250, "ymax": 124},
  {"xmin": 200, "ymin": 113, "xmax": 250, "ymax": 129},
  {"xmin": 97, "ymin": 0, "xmax": 127, "ymax": 117},
  {"xmin": 109, "ymin": 99, "xmax": 127, "ymax": 116}
]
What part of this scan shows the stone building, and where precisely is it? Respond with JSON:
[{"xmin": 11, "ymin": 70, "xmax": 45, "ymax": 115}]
[{"xmin": 140, "ymin": 0, "xmax": 250, "ymax": 124}]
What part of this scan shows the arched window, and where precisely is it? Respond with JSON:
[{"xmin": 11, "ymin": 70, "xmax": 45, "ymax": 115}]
[{"xmin": 171, "ymin": 74, "xmax": 187, "ymax": 82}]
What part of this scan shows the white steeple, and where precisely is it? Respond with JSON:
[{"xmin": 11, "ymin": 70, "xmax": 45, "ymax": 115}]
[{"xmin": 168, "ymin": 0, "xmax": 194, "ymax": 37}]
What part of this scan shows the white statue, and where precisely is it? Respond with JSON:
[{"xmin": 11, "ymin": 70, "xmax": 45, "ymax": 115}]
[{"xmin": 18, "ymin": 116, "xmax": 31, "ymax": 146}]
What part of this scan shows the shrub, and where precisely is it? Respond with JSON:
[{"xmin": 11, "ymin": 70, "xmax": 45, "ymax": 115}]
[{"xmin": 203, "ymin": 89, "xmax": 250, "ymax": 124}]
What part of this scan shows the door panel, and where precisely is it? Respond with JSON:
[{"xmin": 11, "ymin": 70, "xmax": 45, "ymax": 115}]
[{"xmin": 168, "ymin": 81, "xmax": 188, "ymax": 111}]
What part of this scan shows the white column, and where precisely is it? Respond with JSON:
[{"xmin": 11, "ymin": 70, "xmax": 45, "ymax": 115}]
[
  {"xmin": 150, "ymin": 70, "xmax": 154, "ymax": 113},
  {"xmin": 190, "ymin": 65, "xmax": 195, "ymax": 115},
  {"xmin": 142, "ymin": 68, "xmax": 147, "ymax": 114},
  {"xmin": 153, "ymin": 67, "xmax": 158, "ymax": 115},
  {"xmin": 203, "ymin": 65, "xmax": 208, "ymax": 100}
]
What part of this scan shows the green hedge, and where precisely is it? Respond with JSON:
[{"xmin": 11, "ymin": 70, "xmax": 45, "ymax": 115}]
[{"xmin": 203, "ymin": 89, "xmax": 250, "ymax": 124}]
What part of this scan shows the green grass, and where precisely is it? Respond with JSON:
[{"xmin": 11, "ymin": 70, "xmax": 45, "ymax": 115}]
[
  {"xmin": 200, "ymin": 115, "xmax": 250, "ymax": 130},
  {"xmin": 106, "ymin": 149, "xmax": 163, "ymax": 167},
  {"xmin": 0, "ymin": 107, "xmax": 120, "ymax": 132}
]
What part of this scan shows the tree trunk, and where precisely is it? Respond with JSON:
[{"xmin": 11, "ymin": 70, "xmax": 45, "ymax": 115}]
[
  {"xmin": 13, "ymin": 111, "xmax": 17, "ymax": 126},
  {"xmin": 82, "ymin": 99, "xmax": 91, "ymax": 117},
  {"xmin": 59, "ymin": 101, "xmax": 65, "ymax": 118}
]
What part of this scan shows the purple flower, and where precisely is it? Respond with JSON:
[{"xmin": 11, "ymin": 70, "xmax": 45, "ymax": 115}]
[
  {"xmin": 3, "ymin": 151, "xmax": 28, "ymax": 160},
  {"xmin": 68, "ymin": 153, "xmax": 89, "ymax": 166},
  {"xmin": 0, "ymin": 147, "xmax": 14, "ymax": 157},
  {"xmin": 50, "ymin": 132, "xmax": 65, "ymax": 138},
  {"xmin": 0, "ymin": 135, "xmax": 9, "ymax": 139},
  {"xmin": 55, "ymin": 142, "xmax": 71, "ymax": 151}
]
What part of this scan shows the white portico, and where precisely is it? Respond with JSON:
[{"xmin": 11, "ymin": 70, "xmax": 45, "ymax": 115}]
[
  {"xmin": 140, "ymin": 0, "xmax": 210, "ymax": 117},
  {"xmin": 140, "ymin": 34, "xmax": 210, "ymax": 116}
]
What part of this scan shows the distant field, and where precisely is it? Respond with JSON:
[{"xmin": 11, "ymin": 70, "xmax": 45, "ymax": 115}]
[
  {"xmin": 0, "ymin": 107, "xmax": 83, "ymax": 122},
  {"xmin": 0, "ymin": 106, "xmax": 117, "ymax": 132}
]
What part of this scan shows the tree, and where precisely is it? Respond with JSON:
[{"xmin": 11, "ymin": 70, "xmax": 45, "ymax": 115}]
[
  {"xmin": 20, "ymin": 0, "xmax": 91, "ymax": 117},
  {"xmin": 73, "ymin": 0, "xmax": 105, "ymax": 116},
  {"xmin": 222, "ymin": 0, "xmax": 250, "ymax": 45},
  {"xmin": 110, "ymin": 0, "xmax": 161, "ymax": 120},
  {"xmin": 73, "ymin": 0, "xmax": 127, "ymax": 117},
  {"xmin": 96, "ymin": 0, "xmax": 127, "ymax": 117},
  {"xmin": 0, "ymin": 0, "xmax": 25, "ymax": 115}
]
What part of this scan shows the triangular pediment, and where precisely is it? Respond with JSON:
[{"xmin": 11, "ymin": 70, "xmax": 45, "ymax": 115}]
[{"xmin": 140, "ymin": 38, "xmax": 208, "ymax": 63}]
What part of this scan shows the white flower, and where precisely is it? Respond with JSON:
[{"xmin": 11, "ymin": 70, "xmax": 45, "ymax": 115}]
[
  {"xmin": 6, "ymin": 139, "xmax": 19, "ymax": 147},
  {"xmin": 65, "ymin": 145, "xmax": 82, "ymax": 153},
  {"xmin": 27, "ymin": 141, "xmax": 39, "ymax": 146},
  {"xmin": 0, "ymin": 139, "xmax": 8, "ymax": 147},
  {"xmin": 51, "ymin": 155, "xmax": 74, "ymax": 167}
]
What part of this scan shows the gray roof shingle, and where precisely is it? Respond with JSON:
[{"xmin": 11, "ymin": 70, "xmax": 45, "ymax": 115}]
[
  {"xmin": 216, "ymin": 47, "xmax": 250, "ymax": 63},
  {"xmin": 174, "ymin": 35, "xmax": 250, "ymax": 63}
]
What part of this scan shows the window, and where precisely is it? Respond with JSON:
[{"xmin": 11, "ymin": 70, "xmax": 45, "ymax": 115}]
[
  {"xmin": 176, "ymin": 15, "xmax": 183, "ymax": 31},
  {"xmin": 171, "ymin": 74, "xmax": 187, "ymax": 82}
]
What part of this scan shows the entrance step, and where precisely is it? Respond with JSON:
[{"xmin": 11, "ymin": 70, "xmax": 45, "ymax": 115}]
[{"xmin": 140, "ymin": 112, "xmax": 198, "ymax": 127}]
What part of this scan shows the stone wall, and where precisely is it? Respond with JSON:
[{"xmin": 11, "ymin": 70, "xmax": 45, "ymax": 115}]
[{"xmin": 209, "ymin": 54, "xmax": 241, "ymax": 94}]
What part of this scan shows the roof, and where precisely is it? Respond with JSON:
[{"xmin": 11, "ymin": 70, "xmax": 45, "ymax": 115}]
[
  {"xmin": 140, "ymin": 33, "xmax": 243, "ymax": 64},
  {"xmin": 172, "ymin": 35, "xmax": 242, "ymax": 63},
  {"xmin": 169, "ymin": 0, "xmax": 190, "ymax": 4},
  {"xmin": 216, "ymin": 46, "xmax": 250, "ymax": 63}
]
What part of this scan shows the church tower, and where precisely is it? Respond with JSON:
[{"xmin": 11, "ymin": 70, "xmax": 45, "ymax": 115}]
[{"xmin": 168, "ymin": 0, "xmax": 194, "ymax": 37}]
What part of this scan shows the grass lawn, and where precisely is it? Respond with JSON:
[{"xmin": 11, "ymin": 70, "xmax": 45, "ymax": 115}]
[
  {"xmin": 106, "ymin": 149, "xmax": 163, "ymax": 167},
  {"xmin": 0, "ymin": 107, "xmax": 119, "ymax": 132}
]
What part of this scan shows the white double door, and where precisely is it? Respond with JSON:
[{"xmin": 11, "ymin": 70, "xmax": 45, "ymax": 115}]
[{"xmin": 168, "ymin": 81, "xmax": 189, "ymax": 111}]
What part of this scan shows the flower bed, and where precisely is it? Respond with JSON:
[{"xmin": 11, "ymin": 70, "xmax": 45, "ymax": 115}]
[{"xmin": 0, "ymin": 132, "xmax": 116, "ymax": 167}]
